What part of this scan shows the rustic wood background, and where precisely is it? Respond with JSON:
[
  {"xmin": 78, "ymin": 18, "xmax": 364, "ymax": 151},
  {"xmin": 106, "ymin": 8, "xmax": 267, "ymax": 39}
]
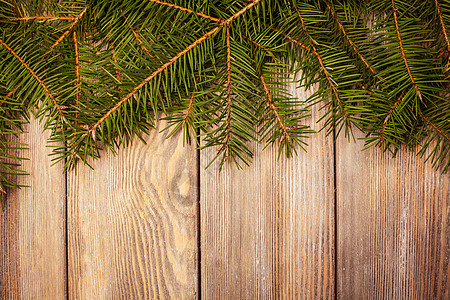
[{"xmin": 0, "ymin": 83, "xmax": 449, "ymax": 299}]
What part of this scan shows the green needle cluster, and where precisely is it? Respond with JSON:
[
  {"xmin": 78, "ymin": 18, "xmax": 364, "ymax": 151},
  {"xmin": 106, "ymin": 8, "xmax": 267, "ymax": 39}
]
[{"xmin": 0, "ymin": 0, "xmax": 449, "ymax": 193}]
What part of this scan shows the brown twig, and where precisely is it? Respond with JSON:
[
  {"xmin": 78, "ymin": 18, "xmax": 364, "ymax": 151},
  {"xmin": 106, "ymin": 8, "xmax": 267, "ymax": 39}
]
[
  {"xmin": 224, "ymin": 24, "xmax": 233, "ymax": 160},
  {"xmin": 41, "ymin": 6, "xmax": 89, "ymax": 60},
  {"xmin": 419, "ymin": 111, "xmax": 450, "ymax": 141},
  {"xmin": 325, "ymin": 1, "xmax": 383, "ymax": 82},
  {"xmin": 295, "ymin": 8, "xmax": 351, "ymax": 125},
  {"xmin": 435, "ymin": 0, "xmax": 450, "ymax": 50},
  {"xmin": 392, "ymin": 0, "xmax": 423, "ymax": 102},
  {"xmin": 182, "ymin": 85, "xmax": 196, "ymax": 129},
  {"xmin": 260, "ymin": 73, "xmax": 291, "ymax": 146},
  {"xmin": 274, "ymin": 29, "xmax": 307, "ymax": 50},
  {"xmin": 378, "ymin": 90, "xmax": 405, "ymax": 147},
  {"xmin": 1, "ymin": 16, "xmax": 76, "ymax": 22},
  {"xmin": 243, "ymin": 35, "xmax": 275, "ymax": 57},
  {"xmin": 0, "ymin": 88, "xmax": 16, "ymax": 107},
  {"xmin": 123, "ymin": 15, "xmax": 155, "ymax": 60},
  {"xmin": 111, "ymin": 46, "xmax": 121, "ymax": 83},
  {"xmin": 73, "ymin": 31, "xmax": 80, "ymax": 123},
  {"xmin": 147, "ymin": 0, "xmax": 221, "ymax": 23},
  {"xmin": 81, "ymin": 0, "xmax": 262, "ymax": 138},
  {"xmin": 0, "ymin": 39, "xmax": 65, "ymax": 121}
]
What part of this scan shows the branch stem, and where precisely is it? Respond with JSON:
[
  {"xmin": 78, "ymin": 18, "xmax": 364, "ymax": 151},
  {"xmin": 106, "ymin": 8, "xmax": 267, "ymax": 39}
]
[
  {"xmin": 0, "ymin": 39, "xmax": 65, "ymax": 121},
  {"xmin": 435, "ymin": 0, "xmax": 450, "ymax": 50},
  {"xmin": 41, "ymin": 6, "xmax": 89, "ymax": 60},
  {"xmin": 148, "ymin": 0, "xmax": 221, "ymax": 23},
  {"xmin": 1, "ymin": 16, "xmax": 76, "ymax": 21},
  {"xmin": 82, "ymin": 0, "xmax": 262, "ymax": 138},
  {"xmin": 225, "ymin": 24, "xmax": 232, "ymax": 158},
  {"xmin": 325, "ymin": 1, "xmax": 383, "ymax": 82},
  {"xmin": 294, "ymin": 8, "xmax": 350, "ymax": 124},
  {"xmin": 123, "ymin": 14, "xmax": 156, "ymax": 61},
  {"xmin": 378, "ymin": 91, "xmax": 405, "ymax": 146},
  {"xmin": 260, "ymin": 73, "xmax": 291, "ymax": 144},
  {"xmin": 392, "ymin": 0, "xmax": 423, "ymax": 102},
  {"xmin": 74, "ymin": 31, "xmax": 80, "ymax": 122},
  {"xmin": 419, "ymin": 111, "xmax": 450, "ymax": 141}
]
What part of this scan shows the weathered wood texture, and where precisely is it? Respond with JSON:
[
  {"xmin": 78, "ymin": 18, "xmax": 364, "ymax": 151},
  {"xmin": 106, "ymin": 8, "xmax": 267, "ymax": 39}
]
[
  {"xmin": 200, "ymin": 85, "xmax": 335, "ymax": 299},
  {"xmin": 0, "ymin": 116, "xmax": 66, "ymax": 299},
  {"xmin": 337, "ymin": 131, "xmax": 450, "ymax": 299},
  {"xmin": 2, "ymin": 90, "xmax": 450, "ymax": 300},
  {"xmin": 67, "ymin": 120, "xmax": 198, "ymax": 299}
]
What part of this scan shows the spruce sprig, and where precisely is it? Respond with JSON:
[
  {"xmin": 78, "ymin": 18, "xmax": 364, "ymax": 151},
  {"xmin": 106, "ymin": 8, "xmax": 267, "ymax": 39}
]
[{"xmin": 0, "ymin": 0, "xmax": 449, "ymax": 194}]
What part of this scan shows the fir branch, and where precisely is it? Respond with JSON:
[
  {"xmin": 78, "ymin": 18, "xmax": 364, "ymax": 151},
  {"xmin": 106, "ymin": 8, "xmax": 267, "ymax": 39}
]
[
  {"xmin": 84, "ymin": 25, "xmax": 220, "ymax": 136},
  {"xmin": 435, "ymin": 0, "xmax": 450, "ymax": 50},
  {"xmin": 111, "ymin": 46, "xmax": 121, "ymax": 83},
  {"xmin": 0, "ymin": 0, "xmax": 448, "ymax": 176},
  {"xmin": 0, "ymin": 88, "xmax": 15, "ymax": 106},
  {"xmin": 0, "ymin": 38, "xmax": 65, "ymax": 121},
  {"xmin": 295, "ymin": 6, "xmax": 350, "ymax": 126},
  {"xmin": 324, "ymin": 0, "xmax": 382, "ymax": 81},
  {"xmin": 73, "ymin": 30, "xmax": 80, "ymax": 122},
  {"xmin": 41, "ymin": 6, "xmax": 89, "ymax": 60},
  {"xmin": 147, "ymin": 0, "xmax": 221, "ymax": 23},
  {"xmin": 419, "ymin": 110, "xmax": 450, "ymax": 141},
  {"xmin": 81, "ymin": 0, "xmax": 262, "ymax": 139},
  {"xmin": 224, "ymin": 23, "xmax": 232, "ymax": 160},
  {"xmin": 1, "ymin": 16, "xmax": 76, "ymax": 22},
  {"xmin": 182, "ymin": 86, "xmax": 196, "ymax": 129},
  {"xmin": 378, "ymin": 90, "xmax": 405, "ymax": 147},
  {"xmin": 244, "ymin": 35, "xmax": 276, "ymax": 57},
  {"xmin": 275, "ymin": 29, "xmax": 307, "ymax": 50},
  {"xmin": 391, "ymin": 0, "xmax": 423, "ymax": 102},
  {"xmin": 227, "ymin": 0, "xmax": 262, "ymax": 22},
  {"xmin": 123, "ymin": 15, "xmax": 155, "ymax": 60},
  {"xmin": 260, "ymin": 73, "xmax": 291, "ymax": 146}
]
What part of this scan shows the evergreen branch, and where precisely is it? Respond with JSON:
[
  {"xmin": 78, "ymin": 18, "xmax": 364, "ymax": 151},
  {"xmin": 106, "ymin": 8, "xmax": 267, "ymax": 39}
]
[
  {"xmin": 182, "ymin": 85, "xmax": 196, "ymax": 129},
  {"xmin": 244, "ymin": 35, "xmax": 275, "ymax": 57},
  {"xmin": 147, "ymin": 0, "xmax": 221, "ymax": 23},
  {"xmin": 82, "ymin": 0, "xmax": 262, "ymax": 138},
  {"xmin": 274, "ymin": 29, "xmax": 307, "ymax": 50},
  {"xmin": 1, "ymin": 16, "xmax": 76, "ymax": 22},
  {"xmin": 0, "ymin": 38, "xmax": 65, "ymax": 121},
  {"xmin": 260, "ymin": 73, "xmax": 291, "ymax": 146},
  {"xmin": 84, "ymin": 25, "xmax": 220, "ymax": 136},
  {"xmin": 419, "ymin": 110, "xmax": 450, "ymax": 141},
  {"xmin": 162, "ymin": 76, "xmax": 200, "ymax": 144},
  {"xmin": 392, "ymin": 0, "xmax": 423, "ymax": 102},
  {"xmin": 227, "ymin": 0, "xmax": 262, "ymax": 22},
  {"xmin": 435, "ymin": 0, "xmax": 450, "ymax": 50},
  {"xmin": 225, "ymin": 23, "xmax": 232, "ymax": 159},
  {"xmin": 325, "ymin": 0, "xmax": 382, "ymax": 81},
  {"xmin": 74, "ymin": 31, "xmax": 80, "ymax": 122},
  {"xmin": 0, "ymin": 0, "xmax": 448, "ymax": 185},
  {"xmin": 378, "ymin": 90, "xmax": 405, "ymax": 147},
  {"xmin": 0, "ymin": 88, "xmax": 15, "ymax": 106},
  {"xmin": 295, "ymin": 7, "xmax": 350, "ymax": 124},
  {"xmin": 111, "ymin": 46, "xmax": 121, "ymax": 83},
  {"xmin": 288, "ymin": 10, "xmax": 350, "ymax": 126},
  {"xmin": 41, "ymin": 6, "xmax": 89, "ymax": 60},
  {"xmin": 123, "ymin": 15, "xmax": 155, "ymax": 60}
]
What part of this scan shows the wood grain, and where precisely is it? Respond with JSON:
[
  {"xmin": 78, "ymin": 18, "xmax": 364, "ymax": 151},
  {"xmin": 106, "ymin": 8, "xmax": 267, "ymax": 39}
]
[
  {"xmin": 67, "ymin": 120, "xmax": 198, "ymax": 299},
  {"xmin": 337, "ymin": 131, "xmax": 450, "ymax": 299},
  {"xmin": 0, "ymin": 116, "xmax": 66, "ymax": 299},
  {"xmin": 200, "ymin": 83, "xmax": 335, "ymax": 299}
]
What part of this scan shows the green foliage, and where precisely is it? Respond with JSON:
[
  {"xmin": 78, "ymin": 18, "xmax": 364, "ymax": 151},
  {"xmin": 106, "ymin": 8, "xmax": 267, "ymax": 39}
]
[{"xmin": 0, "ymin": 0, "xmax": 449, "ymax": 192}]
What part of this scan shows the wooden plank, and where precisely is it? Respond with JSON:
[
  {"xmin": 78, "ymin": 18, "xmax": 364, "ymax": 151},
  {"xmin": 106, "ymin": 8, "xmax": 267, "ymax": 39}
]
[
  {"xmin": 0, "ymin": 116, "xmax": 67, "ymax": 299},
  {"xmin": 337, "ymin": 131, "xmax": 450, "ymax": 299},
  {"xmin": 67, "ymin": 120, "xmax": 198, "ymax": 299},
  {"xmin": 200, "ymin": 84, "xmax": 335, "ymax": 298}
]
